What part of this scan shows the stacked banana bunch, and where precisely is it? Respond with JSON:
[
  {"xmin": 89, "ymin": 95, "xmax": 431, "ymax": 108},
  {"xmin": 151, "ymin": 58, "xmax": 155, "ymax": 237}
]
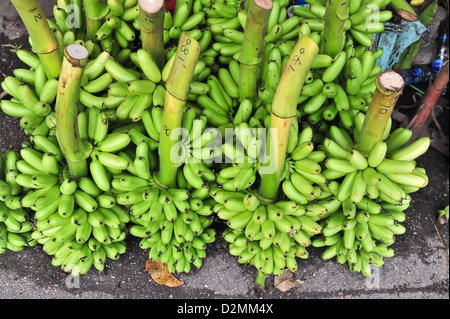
[
  {"xmin": 307, "ymin": 116, "xmax": 431, "ymax": 276},
  {"xmin": 0, "ymin": 0, "xmax": 435, "ymax": 287},
  {"xmin": 128, "ymin": 186, "xmax": 216, "ymax": 273},
  {"xmin": 214, "ymin": 121, "xmax": 340, "ymax": 278},
  {"xmin": 1, "ymin": 50, "xmax": 59, "ymax": 137},
  {"xmin": 106, "ymin": 124, "xmax": 218, "ymax": 273},
  {"xmin": 51, "ymin": 0, "xmax": 140, "ymax": 59},
  {"xmin": 1, "ymin": 150, "xmax": 37, "ymax": 253},
  {"xmin": 292, "ymin": 0, "xmax": 393, "ymax": 47},
  {"xmin": 189, "ymin": 0, "xmax": 392, "ymax": 140},
  {"xmin": 282, "ymin": 124, "xmax": 329, "ymax": 205},
  {"xmin": 13, "ymin": 134, "xmax": 130, "ymax": 274},
  {"xmin": 213, "ymin": 188, "xmax": 319, "ymax": 276},
  {"xmin": 290, "ymin": 0, "xmax": 391, "ymax": 132}
]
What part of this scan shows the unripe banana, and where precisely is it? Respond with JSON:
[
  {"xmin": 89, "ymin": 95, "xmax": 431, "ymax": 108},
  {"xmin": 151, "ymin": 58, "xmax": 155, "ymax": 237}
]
[
  {"xmin": 90, "ymin": 157, "xmax": 111, "ymax": 192},
  {"xmin": 282, "ymin": 179, "xmax": 309, "ymax": 205},
  {"xmin": 367, "ymin": 140, "xmax": 387, "ymax": 167},
  {"xmin": 322, "ymin": 51, "xmax": 346, "ymax": 83},
  {"xmin": 389, "ymin": 137, "xmax": 430, "ymax": 162},
  {"xmin": 336, "ymin": 170, "xmax": 358, "ymax": 202},
  {"xmin": 105, "ymin": 58, "xmax": 139, "ymax": 82},
  {"xmin": 96, "ymin": 133, "xmax": 131, "ymax": 153},
  {"xmin": 376, "ymin": 159, "xmax": 415, "ymax": 175},
  {"xmin": 74, "ymin": 190, "xmax": 98, "ymax": 213},
  {"xmin": 325, "ymin": 158, "xmax": 358, "ymax": 174},
  {"xmin": 136, "ymin": 49, "xmax": 162, "ymax": 83},
  {"xmin": 386, "ymin": 127, "xmax": 413, "ymax": 154}
]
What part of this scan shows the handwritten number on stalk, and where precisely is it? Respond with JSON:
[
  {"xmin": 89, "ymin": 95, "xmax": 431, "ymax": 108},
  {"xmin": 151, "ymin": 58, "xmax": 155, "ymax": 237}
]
[
  {"xmin": 34, "ymin": 13, "xmax": 42, "ymax": 22},
  {"xmin": 289, "ymin": 47, "xmax": 306, "ymax": 72},
  {"xmin": 178, "ymin": 38, "xmax": 192, "ymax": 62}
]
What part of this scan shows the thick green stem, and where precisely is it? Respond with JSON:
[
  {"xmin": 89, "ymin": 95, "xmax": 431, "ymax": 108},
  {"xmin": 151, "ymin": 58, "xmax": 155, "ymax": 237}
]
[
  {"xmin": 321, "ymin": 0, "xmax": 349, "ymax": 58},
  {"xmin": 138, "ymin": 0, "xmax": 165, "ymax": 70},
  {"xmin": 55, "ymin": 44, "xmax": 93, "ymax": 179},
  {"xmin": 258, "ymin": 35, "xmax": 319, "ymax": 202},
  {"xmin": 156, "ymin": 33, "xmax": 201, "ymax": 189},
  {"xmin": 239, "ymin": 0, "xmax": 273, "ymax": 102},
  {"xmin": 355, "ymin": 71, "xmax": 405, "ymax": 155},
  {"xmin": 10, "ymin": 0, "xmax": 62, "ymax": 79},
  {"xmin": 83, "ymin": 0, "xmax": 110, "ymax": 39}
]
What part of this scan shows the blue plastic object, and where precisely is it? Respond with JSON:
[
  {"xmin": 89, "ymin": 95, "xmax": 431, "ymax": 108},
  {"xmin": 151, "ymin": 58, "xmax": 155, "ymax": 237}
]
[{"xmin": 374, "ymin": 20, "xmax": 428, "ymax": 71}]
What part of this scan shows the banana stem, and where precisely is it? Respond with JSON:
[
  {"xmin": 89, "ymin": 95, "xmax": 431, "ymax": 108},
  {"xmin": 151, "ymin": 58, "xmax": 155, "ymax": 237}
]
[
  {"xmin": 321, "ymin": 0, "xmax": 349, "ymax": 58},
  {"xmin": 257, "ymin": 35, "xmax": 319, "ymax": 202},
  {"xmin": 156, "ymin": 33, "xmax": 201, "ymax": 189},
  {"xmin": 239, "ymin": 0, "xmax": 273, "ymax": 102},
  {"xmin": 138, "ymin": 0, "xmax": 166, "ymax": 70},
  {"xmin": 355, "ymin": 71, "xmax": 405, "ymax": 155},
  {"xmin": 10, "ymin": 0, "xmax": 62, "ymax": 79},
  {"xmin": 55, "ymin": 44, "xmax": 93, "ymax": 179},
  {"xmin": 83, "ymin": 0, "xmax": 110, "ymax": 39}
]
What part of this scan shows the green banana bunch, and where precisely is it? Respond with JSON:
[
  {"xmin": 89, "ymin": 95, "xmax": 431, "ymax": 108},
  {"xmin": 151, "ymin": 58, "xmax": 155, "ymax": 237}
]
[
  {"xmin": 320, "ymin": 120, "xmax": 430, "ymax": 205},
  {"xmin": 292, "ymin": 0, "xmax": 393, "ymax": 48},
  {"xmin": 285, "ymin": 0, "xmax": 387, "ymax": 130},
  {"xmin": 165, "ymin": 0, "xmax": 209, "ymax": 43},
  {"xmin": 1, "ymin": 66, "xmax": 52, "ymax": 136},
  {"xmin": 282, "ymin": 123, "xmax": 330, "ymax": 205},
  {"xmin": 0, "ymin": 0, "xmax": 437, "ymax": 287},
  {"xmin": 213, "ymin": 186, "xmax": 317, "ymax": 278},
  {"xmin": 1, "ymin": 150, "xmax": 36, "ymax": 253},
  {"xmin": 51, "ymin": 0, "xmax": 141, "ymax": 61},
  {"xmin": 315, "ymin": 196, "xmax": 407, "ymax": 276},
  {"xmin": 127, "ymin": 183, "xmax": 217, "ymax": 274},
  {"xmin": 309, "ymin": 117, "xmax": 430, "ymax": 276},
  {"xmin": 295, "ymin": 44, "xmax": 383, "ymax": 132},
  {"xmin": 108, "ymin": 125, "xmax": 217, "ymax": 274},
  {"xmin": 6, "ymin": 131, "xmax": 130, "ymax": 274},
  {"xmin": 215, "ymin": 123, "xmax": 261, "ymax": 192}
]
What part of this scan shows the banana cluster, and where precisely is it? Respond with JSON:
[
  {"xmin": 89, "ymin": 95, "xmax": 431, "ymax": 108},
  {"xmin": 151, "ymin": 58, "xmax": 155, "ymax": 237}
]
[
  {"xmin": 295, "ymin": 43, "xmax": 383, "ymax": 134},
  {"xmin": 283, "ymin": 0, "xmax": 389, "ymax": 135},
  {"xmin": 212, "ymin": 188, "xmax": 321, "ymax": 276},
  {"xmin": 304, "ymin": 114, "xmax": 430, "ymax": 275},
  {"xmin": 129, "ymin": 187, "xmax": 216, "ymax": 273},
  {"xmin": 321, "ymin": 118, "xmax": 430, "ymax": 203},
  {"xmin": 1, "ymin": 150, "xmax": 36, "ymax": 253},
  {"xmin": 1, "ymin": 57, "xmax": 58, "ymax": 137},
  {"xmin": 216, "ymin": 124, "xmax": 261, "ymax": 192},
  {"xmin": 0, "ymin": 0, "xmax": 435, "ymax": 286},
  {"xmin": 282, "ymin": 124, "xmax": 330, "ymax": 205},
  {"xmin": 314, "ymin": 197, "xmax": 408, "ymax": 276},
  {"xmin": 195, "ymin": 0, "xmax": 391, "ymax": 134},
  {"xmin": 7, "ymin": 136, "xmax": 129, "ymax": 275},
  {"xmin": 292, "ymin": 0, "xmax": 392, "ymax": 48},
  {"xmin": 121, "ymin": 175, "xmax": 217, "ymax": 274},
  {"xmin": 52, "ymin": 0, "xmax": 140, "ymax": 59}
]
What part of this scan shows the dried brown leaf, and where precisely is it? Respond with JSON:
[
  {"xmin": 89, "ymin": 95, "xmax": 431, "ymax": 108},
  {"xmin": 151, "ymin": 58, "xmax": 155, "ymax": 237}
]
[
  {"xmin": 145, "ymin": 259, "xmax": 184, "ymax": 287},
  {"xmin": 274, "ymin": 269, "xmax": 304, "ymax": 292}
]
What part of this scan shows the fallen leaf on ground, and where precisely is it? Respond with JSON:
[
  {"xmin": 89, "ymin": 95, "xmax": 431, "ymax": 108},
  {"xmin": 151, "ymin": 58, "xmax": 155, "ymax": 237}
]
[
  {"xmin": 274, "ymin": 269, "xmax": 304, "ymax": 292},
  {"xmin": 145, "ymin": 259, "xmax": 184, "ymax": 287}
]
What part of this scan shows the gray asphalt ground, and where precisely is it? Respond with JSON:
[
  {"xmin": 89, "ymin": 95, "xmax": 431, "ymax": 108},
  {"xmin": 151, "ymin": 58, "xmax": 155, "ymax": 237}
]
[{"xmin": 0, "ymin": 0, "xmax": 448, "ymax": 303}]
